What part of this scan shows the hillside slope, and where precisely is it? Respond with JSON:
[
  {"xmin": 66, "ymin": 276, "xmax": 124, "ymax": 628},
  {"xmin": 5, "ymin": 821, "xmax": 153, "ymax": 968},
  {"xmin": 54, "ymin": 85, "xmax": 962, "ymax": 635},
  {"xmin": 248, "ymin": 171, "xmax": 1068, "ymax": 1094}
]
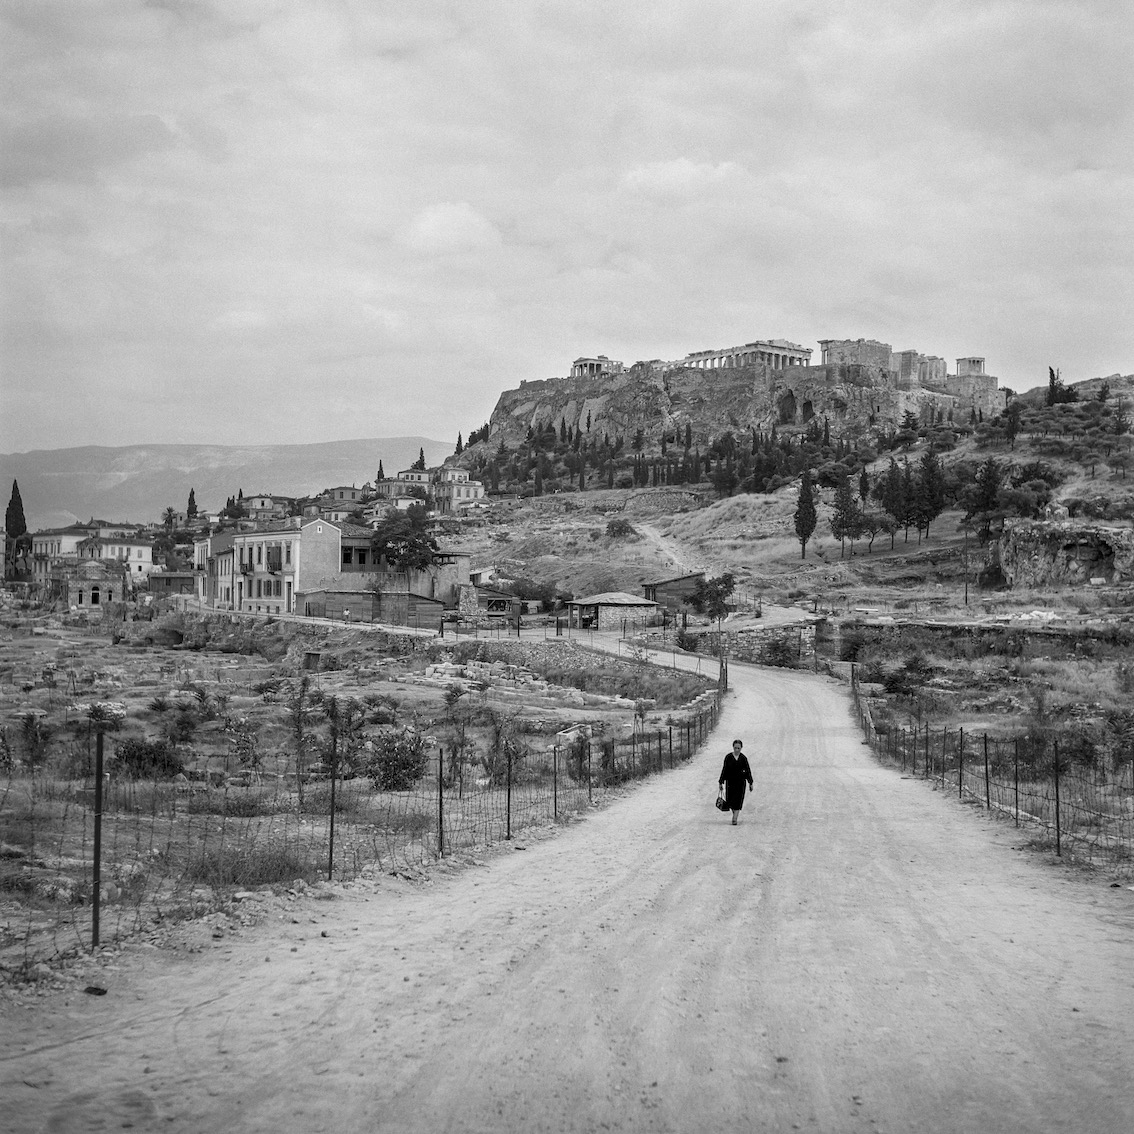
[{"xmin": 0, "ymin": 437, "xmax": 451, "ymax": 530}]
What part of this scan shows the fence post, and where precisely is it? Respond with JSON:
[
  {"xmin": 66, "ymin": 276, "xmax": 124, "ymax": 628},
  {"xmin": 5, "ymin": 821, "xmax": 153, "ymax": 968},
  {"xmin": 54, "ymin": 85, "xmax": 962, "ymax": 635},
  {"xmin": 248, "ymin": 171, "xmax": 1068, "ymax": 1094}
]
[
  {"xmin": 1014, "ymin": 737, "xmax": 1020, "ymax": 826},
  {"xmin": 668, "ymin": 725, "xmax": 673, "ymax": 769},
  {"xmin": 92, "ymin": 729, "xmax": 103, "ymax": 950},
  {"xmin": 438, "ymin": 747, "xmax": 445, "ymax": 857},
  {"xmin": 587, "ymin": 739, "xmax": 592, "ymax": 804},
  {"xmin": 505, "ymin": 746, "xmax": 513, "ymax": 840},
  {"xmin": 327, "ymin": 737, "xmax": 337, "ymax": 881},
  {"xmin": 958, "ymin": 727, "xmax": 964, "ymax": 799},
  {"xmin": 924, "ymin": 726, "xmax": 929, "ymax": 781},
  {"xmin": 1053, "ymin": 738, "xmax": 1061, "ymax": 857},
  {"xmin": 983, "ymin": 734, "xmax": 991, "ymax": 811},
  {"xmin": 939, "ymin": 727, "xmax": 947, "ymax": 785}
]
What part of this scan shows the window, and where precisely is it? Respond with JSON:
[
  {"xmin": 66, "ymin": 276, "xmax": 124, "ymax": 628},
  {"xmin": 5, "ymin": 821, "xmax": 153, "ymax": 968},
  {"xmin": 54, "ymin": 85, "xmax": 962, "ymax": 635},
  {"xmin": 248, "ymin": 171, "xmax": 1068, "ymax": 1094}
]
[
  {"xmin": 91, "ymin": 587, "xmax": 100, "ymax": 605},
  {"xmin": 256, "ymin": 580, "xmax": 262, "ymax": 598},
  {"xmin": 285, "ymin": 542, "xmax": 291, "ymax": 564},
  {"xmin": 274, "ymin": 579, "xmax": 282, "ymax": 597},
  {"xmin": 342, "ymin": 548, "xmax": 353, "ymax": 565},
  {"xmin": 257, "ymin": 544, "xmax": 263, "ymax": 564},
  {"xmin": 357, "ymin": 549, "xmax": 367, "ymax": 566}
]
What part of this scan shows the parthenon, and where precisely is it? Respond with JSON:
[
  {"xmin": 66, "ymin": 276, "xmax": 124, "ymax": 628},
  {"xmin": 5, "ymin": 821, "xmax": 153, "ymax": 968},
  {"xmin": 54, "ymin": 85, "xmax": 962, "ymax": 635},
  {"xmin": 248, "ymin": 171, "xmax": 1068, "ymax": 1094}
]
[{"xmin": 675, "ymin": 338, "xmax": 812, "ymax": 370}]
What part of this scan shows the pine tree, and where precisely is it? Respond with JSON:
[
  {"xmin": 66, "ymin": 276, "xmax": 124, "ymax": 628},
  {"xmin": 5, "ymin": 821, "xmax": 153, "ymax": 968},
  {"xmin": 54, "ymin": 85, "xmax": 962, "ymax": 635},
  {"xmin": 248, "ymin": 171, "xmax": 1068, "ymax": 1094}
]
[
  {"xmin": 187, "ymin": 487, "xmax": 198, "ymax": 518},
  {"xmin": 378, "ymin": 460, "xmax": 385, "ymax": 480},
  {"xmin": 964, "ymin": 457, "xmax": 1003, "ymax": 543},
  {"xmin": 793, "ymin": 470, "xmax": 817, "ymax": 559},
  {"xmin": 455, "ymin": 432, "xmax": 463, "ymax": 455},
  {"xmin": 684, "ymin": 422, "xmax": 692, "ymax": 450},
  {"xmin": 414, "ymin": 448, "xmax": 426, "ymax": 470}
]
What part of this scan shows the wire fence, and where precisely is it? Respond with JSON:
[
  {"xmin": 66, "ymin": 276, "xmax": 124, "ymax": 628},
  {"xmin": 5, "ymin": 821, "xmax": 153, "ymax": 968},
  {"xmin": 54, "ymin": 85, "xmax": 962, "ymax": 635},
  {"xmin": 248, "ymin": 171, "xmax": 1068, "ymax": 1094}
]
[
  {"xmin": 0, "ymin": 694, "xmax": 721, "ymax": 973},
  {"xmin": 849, "ymin": 667, "xmax": 1134, "ymax": 873}
]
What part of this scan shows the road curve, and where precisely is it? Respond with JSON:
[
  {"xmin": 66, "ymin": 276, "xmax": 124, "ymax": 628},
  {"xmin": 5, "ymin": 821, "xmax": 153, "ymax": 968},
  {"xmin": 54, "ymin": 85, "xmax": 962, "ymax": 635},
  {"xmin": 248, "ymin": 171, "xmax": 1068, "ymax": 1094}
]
[{"xmin": 4, "ymin": 662, "xmax": 1134, "ymax": 1133}]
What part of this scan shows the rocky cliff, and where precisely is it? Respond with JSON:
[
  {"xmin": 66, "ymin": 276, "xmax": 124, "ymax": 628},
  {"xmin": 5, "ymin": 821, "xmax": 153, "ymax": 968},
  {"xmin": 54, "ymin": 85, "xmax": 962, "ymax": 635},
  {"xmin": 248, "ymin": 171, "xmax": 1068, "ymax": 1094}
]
[
  {"xmin": 477, "ymin": 360, "xmax": 928, "ymax": 452},
  {"xmin": 999, "ymin": 520, "xmax": 1134, "ymax": 586}
]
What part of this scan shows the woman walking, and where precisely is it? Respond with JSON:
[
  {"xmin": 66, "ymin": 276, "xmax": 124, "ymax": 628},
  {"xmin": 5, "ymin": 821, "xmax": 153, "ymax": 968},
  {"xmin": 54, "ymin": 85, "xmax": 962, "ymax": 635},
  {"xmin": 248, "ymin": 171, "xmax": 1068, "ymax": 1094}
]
[{"xmin": 718, "ymin": 738, "xmax": 753, "ymax": 825}]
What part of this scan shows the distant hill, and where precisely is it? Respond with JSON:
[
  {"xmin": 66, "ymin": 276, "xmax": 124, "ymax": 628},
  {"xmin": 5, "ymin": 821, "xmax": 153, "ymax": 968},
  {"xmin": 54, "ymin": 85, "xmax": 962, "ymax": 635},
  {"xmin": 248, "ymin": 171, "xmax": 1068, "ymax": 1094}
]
[
  {"xmin": 1015, "ymin": 372, "xmax": 1134, "ymax": 405},
  {"xmin": 0, "ymin": 438, "xmax": 452, "ymax": 532}
]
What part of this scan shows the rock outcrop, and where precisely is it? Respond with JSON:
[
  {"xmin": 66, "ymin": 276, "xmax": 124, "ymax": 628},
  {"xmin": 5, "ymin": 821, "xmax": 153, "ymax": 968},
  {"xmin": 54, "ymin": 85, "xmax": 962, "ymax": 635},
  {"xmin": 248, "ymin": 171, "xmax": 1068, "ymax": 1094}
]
[
  {"xmin": 999, "ymin": 520, "xmax": 1134, "ymax": 587},
  {"xmin": 478, "ymin": 359, "xmax": 934, "ymax": 454}
]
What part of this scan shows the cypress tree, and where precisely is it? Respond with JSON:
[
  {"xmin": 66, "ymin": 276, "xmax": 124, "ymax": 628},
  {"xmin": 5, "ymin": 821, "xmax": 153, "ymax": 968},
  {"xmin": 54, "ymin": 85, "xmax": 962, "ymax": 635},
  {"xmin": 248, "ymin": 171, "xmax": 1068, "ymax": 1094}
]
[
  {"xmin": 831, "ymin": 474, "xmax": 863, "ymax": 557},
  {"xmin": 793, "ymin": 470, "xmax": 817, "ymax": 559},
  {"xmin": 5, "ymin": 480, "xmax": 27, "ymax": 540}
]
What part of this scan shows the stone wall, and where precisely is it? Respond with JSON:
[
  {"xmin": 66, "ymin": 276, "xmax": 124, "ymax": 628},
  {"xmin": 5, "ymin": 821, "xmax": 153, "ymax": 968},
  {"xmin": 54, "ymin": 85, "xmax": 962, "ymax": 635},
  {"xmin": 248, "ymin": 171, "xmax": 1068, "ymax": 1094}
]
[{"xmin": 999, "ymin": 520, "xmax": 1134, "ymax": 587}]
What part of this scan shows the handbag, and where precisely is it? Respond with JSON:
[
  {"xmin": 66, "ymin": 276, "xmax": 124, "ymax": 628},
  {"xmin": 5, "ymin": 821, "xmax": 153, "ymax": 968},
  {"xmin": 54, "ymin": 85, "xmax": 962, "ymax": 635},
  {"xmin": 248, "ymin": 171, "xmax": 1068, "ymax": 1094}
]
[{"xmin": 715, "ymin": 788, "xmax": 729, "ymax": 811}]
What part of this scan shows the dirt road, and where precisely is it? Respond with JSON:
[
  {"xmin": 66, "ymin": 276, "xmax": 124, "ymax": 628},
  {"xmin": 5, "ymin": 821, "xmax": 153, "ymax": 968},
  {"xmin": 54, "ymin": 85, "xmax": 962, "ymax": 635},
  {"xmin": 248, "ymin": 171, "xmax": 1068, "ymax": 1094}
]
[{"xmin": 4, "ymin": 662, "xmax": 1134, "ymax": 1133}]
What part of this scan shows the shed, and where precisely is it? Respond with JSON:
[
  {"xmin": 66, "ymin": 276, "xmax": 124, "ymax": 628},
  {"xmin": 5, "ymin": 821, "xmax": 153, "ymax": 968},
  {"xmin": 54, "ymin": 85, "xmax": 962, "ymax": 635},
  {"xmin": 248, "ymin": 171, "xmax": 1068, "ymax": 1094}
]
[
  {"xmin": 643, "ymin": 572, "xmax": 705, "ymax": 610},
  {"xmin": 476, "ymin": 586, "xmax": 522, "ymax": 624},
  {"xmin": 567, "ymin": 591, "xmax": 660, "ymax": 632}
]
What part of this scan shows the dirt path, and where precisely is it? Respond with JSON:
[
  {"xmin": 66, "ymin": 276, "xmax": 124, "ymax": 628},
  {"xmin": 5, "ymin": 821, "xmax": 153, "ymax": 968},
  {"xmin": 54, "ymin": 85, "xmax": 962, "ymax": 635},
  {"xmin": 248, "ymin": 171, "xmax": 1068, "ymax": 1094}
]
[
  {"xmin": 4, "ymin": 663, "xmax": 1134, "ymax": 1133},
  {"xmin": 634, "ymin": 521, "xmax": 701, "ymax": 576}
]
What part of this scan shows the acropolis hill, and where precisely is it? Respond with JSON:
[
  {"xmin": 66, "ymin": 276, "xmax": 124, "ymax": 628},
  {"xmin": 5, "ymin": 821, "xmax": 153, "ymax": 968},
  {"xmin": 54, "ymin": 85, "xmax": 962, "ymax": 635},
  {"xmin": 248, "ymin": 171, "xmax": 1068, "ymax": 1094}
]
[{"xmin": 475, "ymin": 337, "xmax": 1004, "ymax": 451}]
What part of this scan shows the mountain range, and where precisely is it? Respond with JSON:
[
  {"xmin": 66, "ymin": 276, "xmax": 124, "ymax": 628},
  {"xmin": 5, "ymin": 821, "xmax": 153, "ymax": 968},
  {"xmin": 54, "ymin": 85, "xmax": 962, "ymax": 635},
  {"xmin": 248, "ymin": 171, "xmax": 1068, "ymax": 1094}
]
[{"xmin": 0, "ymin": 438, "xmax": 452, "ymax": 532}]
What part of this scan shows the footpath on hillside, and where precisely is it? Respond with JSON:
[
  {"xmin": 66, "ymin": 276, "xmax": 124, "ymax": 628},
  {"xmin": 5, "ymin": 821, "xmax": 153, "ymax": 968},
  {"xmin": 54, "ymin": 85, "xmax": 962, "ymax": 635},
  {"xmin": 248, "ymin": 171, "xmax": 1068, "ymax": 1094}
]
[{"xmin": 3, "ymin": 655, "xmax": 1134, "ymax": 1134}]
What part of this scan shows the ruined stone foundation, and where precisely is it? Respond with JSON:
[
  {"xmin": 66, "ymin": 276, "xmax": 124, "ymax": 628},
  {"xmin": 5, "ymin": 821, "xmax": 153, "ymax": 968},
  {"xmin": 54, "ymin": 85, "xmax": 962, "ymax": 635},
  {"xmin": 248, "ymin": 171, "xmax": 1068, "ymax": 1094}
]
[{"xmin": 999, "ymin": 520, "xmax": 1134, "ymax": 587}]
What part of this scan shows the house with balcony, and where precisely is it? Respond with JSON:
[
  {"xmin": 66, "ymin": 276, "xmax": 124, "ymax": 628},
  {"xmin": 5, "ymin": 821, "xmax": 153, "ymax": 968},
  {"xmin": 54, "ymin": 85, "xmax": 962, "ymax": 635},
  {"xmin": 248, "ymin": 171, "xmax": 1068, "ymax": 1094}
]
[
  {"xmin": 434, "ymin": 467, "xmax": 485, "ymax": 514},
  {"xmin": 231, "ymin": 519, "xmax": 302, "ymax": 615},
  {"xmin": 31, "ymin": 525, "xmax": 96, "ymax": 586},
  {"xmin": 193, "ymin": 529, "xmax": 237, "ymax": 608}
]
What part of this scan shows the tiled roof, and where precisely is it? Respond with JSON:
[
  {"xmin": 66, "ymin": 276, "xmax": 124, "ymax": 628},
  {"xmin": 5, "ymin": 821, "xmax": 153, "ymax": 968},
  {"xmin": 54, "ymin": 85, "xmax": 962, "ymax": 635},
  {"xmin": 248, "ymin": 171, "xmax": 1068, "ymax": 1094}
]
[{"xmin": 571, "ymin": 591, "xmax": 658, "ymax": 606}]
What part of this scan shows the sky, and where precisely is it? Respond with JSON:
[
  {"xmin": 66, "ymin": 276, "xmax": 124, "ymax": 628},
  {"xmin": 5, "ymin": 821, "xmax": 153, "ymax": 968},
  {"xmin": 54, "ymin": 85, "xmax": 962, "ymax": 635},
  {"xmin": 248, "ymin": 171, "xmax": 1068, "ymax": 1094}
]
[{"xmin": 2, "ymin": 0, "xmax": 1132, "ymax": 454}]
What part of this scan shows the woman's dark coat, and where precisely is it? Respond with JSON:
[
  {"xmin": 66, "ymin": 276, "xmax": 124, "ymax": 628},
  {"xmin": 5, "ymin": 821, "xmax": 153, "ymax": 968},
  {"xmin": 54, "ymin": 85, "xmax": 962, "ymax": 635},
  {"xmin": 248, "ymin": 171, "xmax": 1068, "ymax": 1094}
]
[{"xmin": 719, "ymin": 752, "xmax": 753, "ymax": 811}]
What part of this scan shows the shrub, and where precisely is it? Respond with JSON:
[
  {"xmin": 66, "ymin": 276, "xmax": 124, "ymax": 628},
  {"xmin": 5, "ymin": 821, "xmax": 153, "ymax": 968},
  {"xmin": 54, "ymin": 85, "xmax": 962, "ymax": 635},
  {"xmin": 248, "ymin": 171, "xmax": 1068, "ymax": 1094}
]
[
  {"xmin": 148, "ymin": 694, "xmax": 170, "ymax": 713},
  {"xmin": 366, "ymin": 729, "xmax": 429, "ymax": 791},
  {"xmin": 185, "ymin": 790, "xmax": 286, "ymax": 817},
  {"xmin": 298, "ymin": 783, "xmax": 365, "ymax": 815},
  {"xmin": 759, "ymin": 637, "xmax": 797, "ymax": 668},
  {"xmin": 605, "ymin": 518, "xmax": 636, "ymax": 538},
  {"xmin": 115, "ymin": 738, "xmax": 184, "ymax": 780},
  {"xmin": 184, "ymin": 844, "xmax": 316, "ymax": 887}
]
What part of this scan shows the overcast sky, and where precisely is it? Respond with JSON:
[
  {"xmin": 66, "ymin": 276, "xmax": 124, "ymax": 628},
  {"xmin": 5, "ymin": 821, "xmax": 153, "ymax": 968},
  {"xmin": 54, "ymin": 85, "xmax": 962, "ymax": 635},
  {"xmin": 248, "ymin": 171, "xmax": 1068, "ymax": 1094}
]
[{"xmin": 2, "ymin": 0, "xmax": 1131, "ymax": 453}]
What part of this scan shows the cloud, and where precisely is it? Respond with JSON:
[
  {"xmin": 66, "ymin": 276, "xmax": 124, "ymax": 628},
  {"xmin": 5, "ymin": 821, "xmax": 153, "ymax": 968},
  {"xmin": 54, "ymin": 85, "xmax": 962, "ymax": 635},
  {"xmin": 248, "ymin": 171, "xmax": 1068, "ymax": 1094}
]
[
  {"xmin": 398, "ymin": 202, "xmax": 503, "ymax": 254},
  {"xmin": 0, "ymin": 113, "xmax": 176, "ymax": 187},
  {"xmin": 1, "ymin": 0, "xmax": 1131, "ymax": 453},
  {"xmin": 620, "ymin": 158, "xmax": 744, "ymax": 200}
]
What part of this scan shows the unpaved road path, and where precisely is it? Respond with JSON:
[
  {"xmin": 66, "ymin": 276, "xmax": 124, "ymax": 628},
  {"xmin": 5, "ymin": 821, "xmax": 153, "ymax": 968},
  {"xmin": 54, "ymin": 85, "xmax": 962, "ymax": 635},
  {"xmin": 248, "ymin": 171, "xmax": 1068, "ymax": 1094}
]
[{"xmin": 4, "ymin": 663, "xmax": 1134, "ymax": 1133}]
